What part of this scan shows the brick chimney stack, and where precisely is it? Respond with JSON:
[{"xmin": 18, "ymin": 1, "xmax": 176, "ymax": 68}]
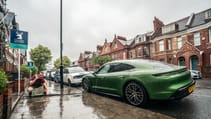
[{"xmin": 153, "ymin": 17, "xmax": 164, "ymax": 32}]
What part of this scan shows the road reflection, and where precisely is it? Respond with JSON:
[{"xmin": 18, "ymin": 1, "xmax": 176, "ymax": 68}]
[
  {"xmin": 27, "ymin": 96, "xmax": 49, "ymax": 118},
  {"xmin": 82, "ymin": 92, "xmax": 172, "ymax": 119}
]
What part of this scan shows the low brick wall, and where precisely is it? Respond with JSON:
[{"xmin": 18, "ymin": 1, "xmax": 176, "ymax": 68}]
[
  {"xmin": 0, "ymin": 94, "xmax": 3, "ymax": 119},
  {"xmin": 13, "ymin": 80, "xmax": 25, "ymax": 92},
  {"xmin": 3, "ymin": 82, "xmax": 13, "ymax": 119}
]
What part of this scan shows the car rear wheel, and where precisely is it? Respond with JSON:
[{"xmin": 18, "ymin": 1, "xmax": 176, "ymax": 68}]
[
  {"xmin": 82, "ymin": 78, "xmax": 90, "ymax": 92},
  {"xmin": 124, "ymin": 82, "xmax": 148, "ymax": 106}
]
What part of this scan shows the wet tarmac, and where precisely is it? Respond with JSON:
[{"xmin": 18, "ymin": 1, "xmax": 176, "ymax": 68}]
[
  {"xmin": 146, "ymin": 79, "xmax": 211, "ymax": 119},
  {"xmin": 10, "ymin": 81, "xmax": 172, "ymax": 119},
  {"xmin": 10, "ymin": 79, "xmax": 211, "ymax": 119}
]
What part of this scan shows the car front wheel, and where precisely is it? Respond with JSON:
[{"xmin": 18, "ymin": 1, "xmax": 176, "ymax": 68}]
[
  {"xmin": 82, "ymin": 78, "xmax": 90, "ymax": 92},
  {"xmin": 124, "ymin": 82, "xmax": 148, "ymax": 106}
]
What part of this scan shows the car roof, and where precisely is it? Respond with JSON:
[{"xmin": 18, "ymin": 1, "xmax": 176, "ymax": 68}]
[{"xmin": 105, "ymin": 59, "xmax": 177, "ymax": 69}]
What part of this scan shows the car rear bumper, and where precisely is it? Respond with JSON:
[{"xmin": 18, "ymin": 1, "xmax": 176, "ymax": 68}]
[{"xmin": 169, "ymin": 80, "xmax": 196, "ymax": 100}]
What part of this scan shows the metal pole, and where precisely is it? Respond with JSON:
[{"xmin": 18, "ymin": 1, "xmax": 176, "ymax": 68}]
[
  {"xmin": 60, "ymin": 0, "xmax": 64, "ymax": 89},
  {"xmin": 18, "ymin": 49, "xmax": 20, "ymax": 95}
]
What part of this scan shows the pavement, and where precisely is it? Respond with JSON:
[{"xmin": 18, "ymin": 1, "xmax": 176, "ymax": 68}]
[
  {"xmin": 10, "ymin": 81, "xmax": 174, "ymax": 119},
  {"xmin": 9, "ymin": 79, "xmax": 211, "ymax": 119}
]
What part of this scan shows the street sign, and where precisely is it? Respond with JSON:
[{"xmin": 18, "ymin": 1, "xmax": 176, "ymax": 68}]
[
  {"xmin": 10, "ymin": 29, "xmax": 28, "ymax": 49},
  {"xmin": 27, "ymin": 61, "xmax": 34, "ymax": 68}
]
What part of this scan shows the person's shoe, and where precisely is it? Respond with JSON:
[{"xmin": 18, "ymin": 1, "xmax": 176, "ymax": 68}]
[
  {"xmin": 43, "ymin": 92, "xmax": 47, "ymax": 95},
  {"xmin": 29, "ymin": 92, "xmax": 32, "ymax": 97}
]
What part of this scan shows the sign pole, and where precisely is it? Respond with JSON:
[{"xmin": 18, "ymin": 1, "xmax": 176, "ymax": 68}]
[{"xmin": 18, "ymin": 49, "xmax": 20, "ymax": 96}]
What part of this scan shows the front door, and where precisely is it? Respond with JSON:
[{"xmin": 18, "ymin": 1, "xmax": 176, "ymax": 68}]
[{"xmin": 190, "ymin": 55, "xmax": 198, "ymax": 70}]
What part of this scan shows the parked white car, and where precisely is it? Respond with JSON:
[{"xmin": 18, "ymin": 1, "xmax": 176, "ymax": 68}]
[
  {"xmin": 63, "ymin": 66, "xmax": 89, "ymax": 85},
  {"xmin": 189, "ymin": 70, "xmax": 202, "ymax": 79}
]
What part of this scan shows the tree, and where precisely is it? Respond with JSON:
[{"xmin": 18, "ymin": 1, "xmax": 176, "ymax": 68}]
[
  {"xmin": 29, "ymin": 44, "xmax": 52, "ymax": 72},
  {"xmin": 20, "ymin": 64, "xmax": 38, "ymax": 78},
  {"xmin": 92, "ymin": 55, "xmax": 111, "ymax": 66},
  {"xmin": 54, "ymin": 56, "xmax": 71, "ymax": 69},
  {"xmin": 21, "ymin": 65, "xmax": 30, "ymax": 76}
]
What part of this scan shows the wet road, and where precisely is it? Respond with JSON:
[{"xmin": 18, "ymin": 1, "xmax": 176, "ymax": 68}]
[
  {"xmin": 146, "ymin": 88, "xmax": 211, "ymax": 119},
  {"xmin": 10, "ymin": 80, "xmax": 211, "ymax": 119}
]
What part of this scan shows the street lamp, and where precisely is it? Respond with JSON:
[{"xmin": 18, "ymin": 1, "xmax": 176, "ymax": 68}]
[{"xmin": 60, "ymin": 0, "xmax": 64, "ymax": 89}]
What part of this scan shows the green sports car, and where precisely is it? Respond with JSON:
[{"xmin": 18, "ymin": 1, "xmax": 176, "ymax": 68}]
[{"xmin": 82, "ymin": 59, "xmax": 195, "ymax": 106}]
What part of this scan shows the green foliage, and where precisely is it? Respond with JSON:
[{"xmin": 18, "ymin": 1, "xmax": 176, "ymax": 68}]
[
  {"xmin": 21, "ymin": 65, "xmax": 30, "ymax": 75},
  {"xmin": 92, "ymin": 55, "xmax": 112, "ymax": 66},
  {"xmin": 0, "ymin": 69, "xmax": 7, "ymax": 93},
  {"xmin": 31, "ymin": 66, "xmax": 38, "ymax": 75},
  {"xmin": 54, "ymin": 56, "xmax": 71, "ymax": 69},
  {"xmin": 29, "ymin": 44, "xmax": 52, "ymax": 72}
]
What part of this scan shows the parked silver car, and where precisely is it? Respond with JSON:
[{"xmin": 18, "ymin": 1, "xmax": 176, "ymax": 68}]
[
  {"xmin": 63, "ymin": 66, "xmax": 89, "ymax": 85},
  {"xmin": 189, "ymin": 70, "xmax": 201, "ymax": 79}
]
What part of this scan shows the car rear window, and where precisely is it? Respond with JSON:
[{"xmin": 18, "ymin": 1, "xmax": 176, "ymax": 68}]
[{"xmin": 134, "ymin": 60, "xmax": 179, "ymax": 70}]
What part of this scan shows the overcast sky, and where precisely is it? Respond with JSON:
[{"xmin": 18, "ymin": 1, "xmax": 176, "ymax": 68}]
[{"xmin": 7, "ymin": 0, "xmax": 211, "ymax": 62}]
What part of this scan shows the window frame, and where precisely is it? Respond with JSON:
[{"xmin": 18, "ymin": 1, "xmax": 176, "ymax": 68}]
[
  {"xmin": 144, "ymin": 46, "xmax": 149, "ymax": 56},
  {"xmin": 177, "ymin": 37, "xmax": 182, "ymax": 49},
  {"xmin": 209, "ymin": 28, "xmax": 211, "ymax": 43},
  {"xmin": 210, "ymin": 54, "xmax": 211, "ymax": 65},
  {"xmin": 137, "ymin": 47, "xmax": 142, "ymax": 57},
  {"xmin": 159, "ymin": 40, "xmax": 164, "ymax": 51},
  {"xmin": 194, "ymin": 32, "xmax": 200, "ymax": 46},
  {"xmin": 168, "ymin": 39, "xmax": 172, "ymax": 50}
]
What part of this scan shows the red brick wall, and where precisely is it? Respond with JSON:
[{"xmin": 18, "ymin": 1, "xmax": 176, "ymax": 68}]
[{"xmin": 0, "ymin": 94, "xmax": 3, "ymax": 119}]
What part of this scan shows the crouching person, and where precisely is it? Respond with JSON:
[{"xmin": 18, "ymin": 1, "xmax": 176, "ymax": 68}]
[{"xmin": 27, "ymin": 71, "xmax": 48, "ymax": 97}]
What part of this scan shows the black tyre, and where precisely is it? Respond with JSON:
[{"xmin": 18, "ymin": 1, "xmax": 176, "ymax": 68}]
[
  {"xmin": 124, "ymin": 82, "xmax": 148, "ymax": 106},
  {"xmin": 82, "ymin": 78, "xmax": 90, "ymax": 92}
]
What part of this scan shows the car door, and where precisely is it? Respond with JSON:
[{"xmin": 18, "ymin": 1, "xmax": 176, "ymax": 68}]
[
  {"xmin": 94, "ymin": 64, "xmax": 110, "ymax": 92},
  {"xmin": 96, "ymin": 63, "xmax": 134, "ymax": 94}
]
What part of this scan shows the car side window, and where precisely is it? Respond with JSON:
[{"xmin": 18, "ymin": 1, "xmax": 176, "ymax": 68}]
[
  {"xmin": 97, "ymin": 64, "xmax": 110, "ymax": 74},
  {"xmin": 109, "ymin": 63, "xmax": 134, "ymax": 73}
]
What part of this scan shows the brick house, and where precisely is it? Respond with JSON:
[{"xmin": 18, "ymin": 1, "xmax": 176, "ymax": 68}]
[
  {"xmin": 151, "ymin": 8, "xmax": 211, "ymax": 78},
  {"xmin": 129, "ymin": 32, "xmax": 152, "ymax": 59},
  {"xmin": 101, "ymin": 35, "xmax": 132, "ymax": 60},
  {"xmin": 78, "ymin": 51, "xmax": 99, "ymax": 71},
  {"xmin": 0, "ymin": 3, "xmax": 27, "ymax": 74},
  {"xmin": 78, "ymin": 8, "xmax": 211, "ymax": 78}
]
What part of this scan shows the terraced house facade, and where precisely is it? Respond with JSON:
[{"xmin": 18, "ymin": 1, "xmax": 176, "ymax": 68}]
[
  {"xmin": 0, "ymin": 0, "xmax": 27, "ymax": 74},
  {"xmin": 78, "ymin": 8, "xmax": 211, "ymax": 78},
  {"xmin": 151, "ymin": 8, "xmax": 211, "ymax": 78}
]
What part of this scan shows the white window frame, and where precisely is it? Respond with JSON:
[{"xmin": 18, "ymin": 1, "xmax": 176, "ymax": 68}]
[
  {"xmin": 194, "ymin": 32, "xmax": 200, "ymax": 46},
  {"xmin": 177, "ymin": 37, "xmax": 182, "ymax": 49},
  {"xmin": 137, "ymin": 48, "xmax": 142, "ymax": 57},
  {"xmin": 210, "ymin": 54, "xmax": 211, "ymax": 65},
  {"xmin": 159, "ymin": 40, "xmax": 164, "ymax": 51},
  {"xmin": 209, "ymin": 28, "xmax": 211, "ymax": 43},
  {"xmin": 168, "ymin": 39, "xmax": 171, "ymax": 50},
  {"xmin": 144, "ymin": 46, "xmax": 149, "ymax": 56}
]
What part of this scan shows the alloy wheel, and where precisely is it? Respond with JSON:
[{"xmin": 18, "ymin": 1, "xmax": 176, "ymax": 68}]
[{"xmin": 125, "ymin": 82, "xmax": 146, "ymax": 106}]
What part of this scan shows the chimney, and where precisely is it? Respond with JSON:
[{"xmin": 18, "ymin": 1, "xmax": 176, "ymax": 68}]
[{"xmin": 153, "ymin": 17, "xmax": 164, "ymax": 32}]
